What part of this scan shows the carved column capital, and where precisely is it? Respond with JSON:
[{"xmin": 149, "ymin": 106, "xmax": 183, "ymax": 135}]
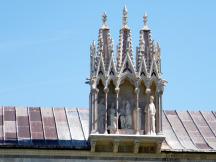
[
  {"xmin": 135, "ymin": 87, "xmax": 140, "ymax": 94},
  {"xmin": 145, "ymin": 88, "xmax": 151, "ymax": 94},
  {"xmin": 115, "ymin": 87, "xmax": 120, "ymax": 94},
  {"xmin": 91, "ymin": 88, "xmax": 99, "ymax": 94},
  {"xmin": 104, "ymin": 87, "xmax": 109, "ymax": 93}
]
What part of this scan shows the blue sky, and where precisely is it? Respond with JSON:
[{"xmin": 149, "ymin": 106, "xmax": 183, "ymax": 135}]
[{"xmin": 0, "ymin": 0, "xmax": 215, "ymax": 110}]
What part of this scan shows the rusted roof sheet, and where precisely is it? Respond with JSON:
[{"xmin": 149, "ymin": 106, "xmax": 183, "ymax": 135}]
[{"xmin": 0, "ymin": 107, "xmax": 216, "ymax": 152}]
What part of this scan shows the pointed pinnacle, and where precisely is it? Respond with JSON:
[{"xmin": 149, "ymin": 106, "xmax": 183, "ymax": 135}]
[
  {"xmin": 102, "ymin": 12, "xmax": 108, "ymax": 28},
  {"xmin": 122, "ymin": 5, "xmax": 128, "ymax": 28},
  {"xmin": 123, "ymin": 5, "xmax": 128, "ymax": 13},
  {"xmin": 143, "ymin": 12, "xmax": 149, "ymax": 30}
]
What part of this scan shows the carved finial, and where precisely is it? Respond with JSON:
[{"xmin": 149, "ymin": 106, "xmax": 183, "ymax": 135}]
[
  {"xmin": 143, "ymin": 12, "xmax": 149, "ymax": 30},
  {"xmin": 122, "ymin": 5, "xmax": 128, "ymax": 28},
  {"xmin": 102, "ymin": 12, "xmax": 108, "ymax": 28}
]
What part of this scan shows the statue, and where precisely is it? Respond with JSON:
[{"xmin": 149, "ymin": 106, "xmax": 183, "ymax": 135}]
[
  {"xmin": 119, "ymin": 100, "xmax": 126, "ymax": 129},
  {"xmin": 125, "ymin": 101, "xmax": 132, "ymax": 129},
  {"xmin": 98, "ymin": 98, "xmax": 106, "ymax": 133},
  {"xmin": 107, "ymin": 102, "xmax": 117, "ymax": 133},
  {"xmin": 145, "ymin": 96, "xmax": 156, "ymax": 135},
  {"xmin": 119, "ymin": 100, "xmax": 132, "ymax": 129}
]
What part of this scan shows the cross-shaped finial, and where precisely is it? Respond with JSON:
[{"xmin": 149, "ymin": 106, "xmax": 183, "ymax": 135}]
[{"xmin": 102, "ymin": 12, "xmax": 108, "ymax": 28}]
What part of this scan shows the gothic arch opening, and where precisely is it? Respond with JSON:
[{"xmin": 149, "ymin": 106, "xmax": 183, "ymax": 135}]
[
  {"xmin": 118, "ymin": 79, "xmax": 135, "ymax": 132},
  {"xmin": 139, "ymin": 81, "xmax": 147, "ymax": 131},
  {"xmin": 97, "ymin": 80, "xmax": 105, "ymax": 133},
  {"xmin": 107, "ymin": 80, "xmax": 116, "ymax": 133}
]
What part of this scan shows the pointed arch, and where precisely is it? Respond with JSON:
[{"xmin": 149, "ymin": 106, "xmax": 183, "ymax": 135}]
[
  {"xmin": 149, "ymin": 58, "xmax": 160, "ymax": 78},
  {"xmin": 96, "ymin": 55, "xmax": 106, "ymax": 77},
  {"xmin": 107, "ymin": 80, "xmax": 116, "ymax": 133},
  {"xmin": 139, "ymin": 56, "xmax": 148, "ymax": 78},
  {"xmin": 139, "ymin": 80, "xmax": 147, "ymax": 131},
  {"xmin": 119, "ymin": 53, "xmax": 136, "ymax": 78},
  {"xmin": 107, "ymin": 54, "xmax": 117, "ymax": 77},
  {"xmin": 97, "ymin": 80, "xmax": 105, "ymax": 134},
  {"xmin": 118, "ymin": 79, "xmax": 136, "ymax": 130},
  {"xmin": 118, "ymin": 74, "xmax": 136, "ymax": 88}
]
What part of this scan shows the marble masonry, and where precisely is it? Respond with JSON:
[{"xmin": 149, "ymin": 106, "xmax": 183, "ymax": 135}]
[
  {"xmin": 0, "ymin": 6, "xmax": 216, "ymax": 162},
  {"xmin": 88, "ymin": 6, "xmax": 166, "ymax": 153}
]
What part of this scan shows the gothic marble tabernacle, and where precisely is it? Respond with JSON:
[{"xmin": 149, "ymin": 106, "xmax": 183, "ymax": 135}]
[
  {"xmin": 89, "ymin": 6, "xmax": 166, "ymax": 136},
  {"xmin": 88, "ymin": 6, "xmax": 167, "ymax": 153}
]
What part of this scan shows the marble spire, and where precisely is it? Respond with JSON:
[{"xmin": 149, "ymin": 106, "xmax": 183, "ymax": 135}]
[{"xmin": 122, "ymin": 5, "xmax": 128, "ymax": 28}]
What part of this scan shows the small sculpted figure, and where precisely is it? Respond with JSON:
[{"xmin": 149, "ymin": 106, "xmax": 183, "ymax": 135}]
[
  {"xmin": 119, "ymin": 100, "xmax": 126, "ymax": 129},
  {"xmin": 108, "ymin": 102, "xmax": 117, "ymax": 132},
  {"xmin": 119, "ymin": 100, "xmax": 132, "ymax": 129},
  {"xmin": 146, "ymin": 96, "xmax": 156, "ymax": 135},
  {"xmin": 125, "ymin": 101, "xmax": 132, "ymax": 129}
]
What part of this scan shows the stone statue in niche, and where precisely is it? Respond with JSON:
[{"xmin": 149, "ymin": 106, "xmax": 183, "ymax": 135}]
[
  {"xmin": 145, "ymin": 96, "xmax": 156, "ymax": 135},
  {"xmin": 119, "ymin": 100, "xmax": 132, "ymax": 129},
  {"xmin": 98, "ymin": 98, "xmax": 106, "ymax": 132},
  {"xmin": 107, "ymin": 102, "xmax": 117, "ymax": 133},
  {"xmin": 119, "ymin": 100, "xmax": 126, "ymax": 129},
  {"xmin": 125, "ymin": 101, "xmax": 132, "ymax": 128}
]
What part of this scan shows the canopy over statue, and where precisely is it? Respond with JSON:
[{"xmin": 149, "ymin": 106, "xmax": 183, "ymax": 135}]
[{"xmin": 89, "ymin": 8, "xmax": 166, "ymax": 154}]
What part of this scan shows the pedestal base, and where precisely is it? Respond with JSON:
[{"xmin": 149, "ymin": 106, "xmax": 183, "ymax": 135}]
[{"xmin": 89, "ymin": 133, "xmax": 165, "ymax": 154}]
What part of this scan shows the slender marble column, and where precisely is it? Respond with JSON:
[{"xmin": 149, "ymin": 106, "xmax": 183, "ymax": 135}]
[
  {"xmin": 145, "ymin": 87, "xmax": 151, "ymax": 135},
  {"xmin": 89, "ymin": 92, "xmax": 93, "ymax": 133},
  {"xmin": 92, "ymin": 88, "xmax": 99, "ymax": 133},
  {"xmin": 135, "ymin": 88, "xmax": 140, "ymax": 134},
  {"xmin": 158, "ymin": 92, "xmax": 163, "ymax": 134},
  {"xmin": 115, "ymin": 87, "xmax": 120, "ymax": 134},
  {"xmin": 104, "ymin": 87, "xmax": 109, "ymax": 134}
]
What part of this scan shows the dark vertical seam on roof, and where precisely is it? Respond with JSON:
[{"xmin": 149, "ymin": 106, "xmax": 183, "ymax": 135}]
[
  {"xmin": 188, "ymin": 111, "xmax": 212, "ymax": 149},
  {"xmin": 51, "ymin": 107, "xmax": 58, "ymax": 140},
  {"xmin": 15, "ymin": 107, "xmax": 18, "ymax": 141},
  {"xmin": 200, "ymin": 111, "xmax": 216, "ymax": 138},
  {"xmin": 27, "ymin": 107, "xmax": 32, "ymax": 141},
  {"xmin": 76, "ymin": 108, "xmax": 86, "ymax": 141},
  {"xmin": 39, "ymin": 107, "xmax": 45, "ymax": 140},
  {"xmin": 163, "ymin": 110, "xmax": 185, "ymax": 149},
  {"xmin": 175, "ymin": 110, "xmax": 198, "ymax": 149},
  {"xmin": 64, "ymin": 108, "xmax": 73, "ymax": 140},
  {"xmin": 52, "ymin": 108, "xmax": 59, "ymax": 140},
  {"xmin": 40, "ymin": 108, "xmax": 46, "ymax": 140},
  {"xmin": 26, "ymin": 107, "xmax": 31, "ymax": 143},
  {"xmin": 14, "ymin": 107, "xmax": 17, "ymax": 141}
]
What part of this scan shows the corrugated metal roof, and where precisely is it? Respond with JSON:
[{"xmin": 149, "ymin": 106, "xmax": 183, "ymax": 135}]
[{"xmin": 0, "ymin": 107, "xmax": 216, "ymax": 152}]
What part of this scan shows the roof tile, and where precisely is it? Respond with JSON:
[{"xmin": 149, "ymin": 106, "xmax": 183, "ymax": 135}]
[
  {"xmin": 162, "ymin": 111, "xmax": 184, "ymax": 150},
  {"xmin": 53, "ymin": 108, "xmax": 71, "ymax": 141},
  {"xmin": 165, "ymin": 110, "xmax": 197, "ymax": 150},
  {"xmin": 0, "ymin": 107, "xmax": 216, "ymax": 152},
  {"xmin": 191, "ymin": 111, "xmax": 216, "ymax": 149},
  {"xmin": 66, "ymin": 108, "xmax": 84, "ymax": 140},
  {"xmin": 41, "ymin": 108, "xmax": 57, "ymax": 140},
  {"xmin": 178, "ymin": 111, "xmax": 210, "ymax": 150}
]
